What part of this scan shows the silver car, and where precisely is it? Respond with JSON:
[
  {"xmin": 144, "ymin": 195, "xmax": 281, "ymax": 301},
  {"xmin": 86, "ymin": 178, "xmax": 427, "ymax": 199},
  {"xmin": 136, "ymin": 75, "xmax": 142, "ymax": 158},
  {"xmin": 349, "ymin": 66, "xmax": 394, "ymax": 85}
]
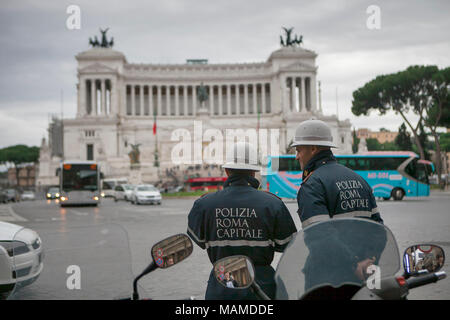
[
  {"xmin": 131, "ymin": 185, "xmax": 162, "ymax": 205},
  {"xmin": 114, "ymin": 184, "xmax": 135, "ymax": 202},
  {"xmin": 20, "ymin": 191, "xmax": 35, "ymax": 201},
  {"xmin": 0, "ymin": 222, "xmax": 43, "ymax": 299}
]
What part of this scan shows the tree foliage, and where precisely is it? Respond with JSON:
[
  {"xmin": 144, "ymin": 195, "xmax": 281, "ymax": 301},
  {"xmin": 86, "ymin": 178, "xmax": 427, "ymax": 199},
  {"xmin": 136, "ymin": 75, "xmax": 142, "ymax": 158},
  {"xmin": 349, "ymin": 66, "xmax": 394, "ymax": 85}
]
[
  {"xmin": 395, "ymin": 123, "xmax": 413, "ymax": 151},
  {"xmin": 0, "ymin": 145, "xmax": 39, "ymax": 165},
  {"xmin": 0, "ymin": 145, "xmax": 39, "ymax": 186},
  {"xmin": 366, "ymin": 138, "xmax": 398, "ymax": 152},
  {"xmin": 352, "ymin": 65, "xmax": 440, "ymax": 159},
  {"xmin": 440, "ymin": 132, "xmax": 450, "ymax": 152},
  {"xmin": 352, "ymin": 129, "xmax": 360, "ymax": 154}
]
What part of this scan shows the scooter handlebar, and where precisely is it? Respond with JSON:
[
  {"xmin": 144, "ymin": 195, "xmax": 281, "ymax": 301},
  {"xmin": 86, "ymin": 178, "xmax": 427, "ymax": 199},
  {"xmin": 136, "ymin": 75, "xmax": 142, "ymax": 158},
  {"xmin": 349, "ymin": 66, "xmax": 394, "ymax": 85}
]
[{"xmin": 406, "ymin": 271, "xmax": 446, "ymax": 290}]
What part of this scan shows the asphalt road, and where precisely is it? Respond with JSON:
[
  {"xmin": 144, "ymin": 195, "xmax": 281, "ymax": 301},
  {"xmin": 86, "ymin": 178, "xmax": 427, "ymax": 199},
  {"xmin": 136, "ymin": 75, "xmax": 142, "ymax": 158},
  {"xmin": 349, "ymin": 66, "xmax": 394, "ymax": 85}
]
[{"xmin": 2, "ymin": 191, "xmax": 449, "ymax": 300}]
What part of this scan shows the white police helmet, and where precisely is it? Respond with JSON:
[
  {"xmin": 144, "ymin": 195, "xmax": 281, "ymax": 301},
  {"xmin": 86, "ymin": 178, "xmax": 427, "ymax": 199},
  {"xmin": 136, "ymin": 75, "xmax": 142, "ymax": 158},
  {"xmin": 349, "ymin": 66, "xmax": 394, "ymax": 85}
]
[
  {"xmin": 222, "ymin": 141, "xmax": 260, "ymax": 171},
  {"xmin": 291, "ymin": 119, "xmax": 337, "ymax": 148}
]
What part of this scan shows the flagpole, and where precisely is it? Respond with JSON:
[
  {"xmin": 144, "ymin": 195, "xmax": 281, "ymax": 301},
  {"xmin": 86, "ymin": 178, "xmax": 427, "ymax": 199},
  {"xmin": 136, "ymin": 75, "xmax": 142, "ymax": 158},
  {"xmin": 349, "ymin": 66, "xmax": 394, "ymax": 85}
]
[{"xmin": 153, "ymin": 110, "xmax": 159, "ymax": 168}]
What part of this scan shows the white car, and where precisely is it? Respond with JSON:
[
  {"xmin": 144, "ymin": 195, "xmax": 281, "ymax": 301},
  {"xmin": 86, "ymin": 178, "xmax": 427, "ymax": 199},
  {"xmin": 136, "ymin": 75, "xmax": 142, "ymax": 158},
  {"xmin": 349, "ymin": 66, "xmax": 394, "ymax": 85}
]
[
  {"xmin": 131, "ymin": 185, "xmax": 162, "ymax": 205},
  {"xmin": 20, "ymin": 191, "xmax": 35, "ymax": 201},
  {"xmin": 0, "ymin": 222, "xmax": 43, "ymax": 299},
  {"xmin": 114, "ymin": 184, "xmax": 135, "ymax": 202}
]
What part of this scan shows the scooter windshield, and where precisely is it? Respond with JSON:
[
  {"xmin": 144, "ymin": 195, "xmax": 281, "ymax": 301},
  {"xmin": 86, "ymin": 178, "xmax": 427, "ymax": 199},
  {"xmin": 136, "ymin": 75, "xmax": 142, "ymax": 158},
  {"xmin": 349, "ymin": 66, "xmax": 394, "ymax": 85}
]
[
  {"xmin": 274, "ymin": 218, "xmax": 400, "ymax": 300},
  {"xmin": 6, "ymin": 223, "xmax": 133, "ymax": 300}
]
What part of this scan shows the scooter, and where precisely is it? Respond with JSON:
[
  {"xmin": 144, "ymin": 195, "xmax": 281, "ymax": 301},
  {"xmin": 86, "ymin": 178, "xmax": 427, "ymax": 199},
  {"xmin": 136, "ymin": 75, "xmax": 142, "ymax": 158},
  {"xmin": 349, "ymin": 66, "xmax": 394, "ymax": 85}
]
[{"xmin": 213, "ymin": 218, "xmax": 447, "ymax": 300}]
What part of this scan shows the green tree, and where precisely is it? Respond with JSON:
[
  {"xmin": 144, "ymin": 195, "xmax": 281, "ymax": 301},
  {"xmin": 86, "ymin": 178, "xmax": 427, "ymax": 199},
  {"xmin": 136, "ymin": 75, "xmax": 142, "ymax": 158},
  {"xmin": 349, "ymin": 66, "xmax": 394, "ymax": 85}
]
[
  {"xmin": 0, "ymin": 145, "xmax": 39, "ymax": 186},
  {"xmin": 422, "ymin": 67, "xmax": 450, "ymax": 187},
  {"xmin": 366, "ymin": 138, "xmax": 380, "ymax": 151},
  {"xmin": 439, "ymin": 132, "xmax": 450, "ymax": 152},
  {"xmin": 352, "ymin": 128, "xmax": 360, "ymax": 154},
  {"xmin": 412, "ymin": 123, "xmax": 431, "ymax": 160},
  {"xmin": 366, "ymin": 138, "xmax": 398, "ymax": 151},
  {"xmin": 352, "ymin": 65, "xmax": 440, "ymax": 159},
  {"xmin": 395, "ymin": 123, "xmax": 413, "ymax": 151}
]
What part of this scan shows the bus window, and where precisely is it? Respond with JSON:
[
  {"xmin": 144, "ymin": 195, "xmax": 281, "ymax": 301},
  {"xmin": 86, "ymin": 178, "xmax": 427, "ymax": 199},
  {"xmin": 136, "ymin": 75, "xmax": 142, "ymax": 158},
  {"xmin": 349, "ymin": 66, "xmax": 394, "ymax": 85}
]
[
  {"xmin": 405, "ymin": 159, "xmax": 417, "ymax": 178},
  {"xmin": 337, "ymin": 158, "xmax": 357, "ymax": 170},
  {"xmin": 368, "ymin": 157, "xmax": 405, "ymax": 171},
  {"xmin": 416, "ymin": 164, "xmax": 429, "ymax": 184},
  {"xmin": 278, "ymin": 158, "xmax": 301, "ymax": 172},
  {"xmin": 103, "ymin": 181, "xmax": 114, "ymax": 190},
  {"xmin": 356, "ymin": 158, "xmax": 370, "ymax": 170}
]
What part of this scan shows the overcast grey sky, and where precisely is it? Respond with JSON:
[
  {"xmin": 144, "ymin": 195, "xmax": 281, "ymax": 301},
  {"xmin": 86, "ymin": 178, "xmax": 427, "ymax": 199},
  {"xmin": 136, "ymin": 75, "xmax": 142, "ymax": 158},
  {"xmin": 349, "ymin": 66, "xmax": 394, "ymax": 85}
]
[{"xmin": 0, "ymin": 0, "xmax": 449, "ymax": 148}]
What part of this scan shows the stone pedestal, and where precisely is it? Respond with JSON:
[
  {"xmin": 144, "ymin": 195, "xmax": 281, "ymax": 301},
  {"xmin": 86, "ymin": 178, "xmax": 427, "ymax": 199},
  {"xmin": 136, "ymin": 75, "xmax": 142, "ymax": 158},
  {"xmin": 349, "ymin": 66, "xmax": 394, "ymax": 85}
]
[{"xmin": 129, "ymin": 164, "xmax": 142, "ymax": 184}]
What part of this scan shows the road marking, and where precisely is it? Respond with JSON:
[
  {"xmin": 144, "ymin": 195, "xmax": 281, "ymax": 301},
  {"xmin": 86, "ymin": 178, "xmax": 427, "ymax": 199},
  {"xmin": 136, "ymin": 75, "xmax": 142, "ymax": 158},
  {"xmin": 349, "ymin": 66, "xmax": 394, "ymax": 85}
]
[
  {"xmin": 68, "ymin": 209, "xmax": 89, "ymax": 216},
  {"xmin": 0, "ymin": 205, "xmax": 28, "ymax": 222}
]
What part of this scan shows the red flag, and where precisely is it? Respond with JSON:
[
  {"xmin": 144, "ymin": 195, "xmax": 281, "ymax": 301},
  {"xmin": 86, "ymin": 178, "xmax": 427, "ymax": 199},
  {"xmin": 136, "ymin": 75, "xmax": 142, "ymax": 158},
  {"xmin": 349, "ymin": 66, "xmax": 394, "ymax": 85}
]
[{"xmin": 153, "ymin": 113, "xmax": 157, "ymax": 135}]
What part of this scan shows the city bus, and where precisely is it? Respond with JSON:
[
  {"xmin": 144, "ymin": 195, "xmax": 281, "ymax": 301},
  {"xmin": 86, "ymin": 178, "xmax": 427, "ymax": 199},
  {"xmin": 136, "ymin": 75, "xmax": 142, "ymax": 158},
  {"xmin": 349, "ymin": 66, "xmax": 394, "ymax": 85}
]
[
  {"xmin": 265, "ymin": 151, "xmax": 431, "ymax": 200},
  {"xmin": 186, "ymin": 177, "xmax": 227, "ymax": 191},
  {"xmin": 59, "ymin": 161, "xmax": 101, "ymax": 206}
]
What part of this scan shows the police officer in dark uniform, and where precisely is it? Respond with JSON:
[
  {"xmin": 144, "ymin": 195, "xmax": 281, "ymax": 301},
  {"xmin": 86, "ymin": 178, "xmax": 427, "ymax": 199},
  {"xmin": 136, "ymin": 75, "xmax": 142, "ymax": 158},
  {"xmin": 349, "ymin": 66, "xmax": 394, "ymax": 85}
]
[
  {"xmin": 292, "ymin": 119, "xmax": 383, "ymax": 227},
  {"xmin": 187, "ymin": 142, "xmax": 297, "ymax": 300},
  {"xmin": 291, "ymin": 119, "xmax": 385, "ymax": 292}
]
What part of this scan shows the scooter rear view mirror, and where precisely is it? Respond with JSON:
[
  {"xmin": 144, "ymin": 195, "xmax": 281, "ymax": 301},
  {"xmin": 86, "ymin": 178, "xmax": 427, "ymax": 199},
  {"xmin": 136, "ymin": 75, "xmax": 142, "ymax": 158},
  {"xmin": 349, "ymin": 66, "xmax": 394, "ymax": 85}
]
[
  {"xmin": 403, "ymin": 244, "xmax": 445, "ymax": 276},
  {"xmin": 213, "ymin": 255, "xmax": 255, "ymax": 289},
  {"xmin": 151, "ymin": 234, "xmax": 193, "ymax": 269}
]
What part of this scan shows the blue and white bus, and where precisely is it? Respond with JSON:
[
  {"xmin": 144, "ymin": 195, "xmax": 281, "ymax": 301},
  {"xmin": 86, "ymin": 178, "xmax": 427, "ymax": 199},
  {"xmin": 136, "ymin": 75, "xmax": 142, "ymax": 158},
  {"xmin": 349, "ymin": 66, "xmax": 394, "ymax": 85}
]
[
  {"xmin": 59, "ymin": 161, "xmax": 102, "ymax": 206},
  {"xmin": 264, "ymin": 151, "xmax": 432, "ymax": 200}
]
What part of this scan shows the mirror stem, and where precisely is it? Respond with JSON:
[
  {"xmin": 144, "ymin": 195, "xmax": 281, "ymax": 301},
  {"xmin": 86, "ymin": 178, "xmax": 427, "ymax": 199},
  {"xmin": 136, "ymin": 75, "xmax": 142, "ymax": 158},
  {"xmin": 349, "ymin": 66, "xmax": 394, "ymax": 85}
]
[
  {"xmin": 251, "ymin": 283, "xmax": 271, "ymax": 300},
  {"xmin": 133, "ymin": 261, "xmax": 158, "ymax": 300}
]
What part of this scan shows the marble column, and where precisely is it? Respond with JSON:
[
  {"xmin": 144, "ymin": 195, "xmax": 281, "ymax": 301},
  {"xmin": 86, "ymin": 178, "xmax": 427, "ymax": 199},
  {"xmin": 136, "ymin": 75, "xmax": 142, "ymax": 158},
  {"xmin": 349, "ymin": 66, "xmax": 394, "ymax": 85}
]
[
  {"xmin": 227, "ymin": 84, "xmax": 231, "ymax": 115},
  {"xmin": 244, "ymin": 84, "xmax": 249, "ymax": 115},
  {"xmin": 149, "ymin": 85, "xmax": 153, "ymax": 116},
  {"xmin": 291, "ymin": 77, "xmax": 296, "ymax": 112},
  {"xmin": 301, "ymin": 77, "xmax": 307, "ymax": 113},
  {"xmin": 91, "ymin": 79, "xmax": 96, "ymax": 115},
  {"xmin": 100, "ymin": 79, "xmax": 105, "ymax": 115},
  {"xmin": 174, "ymin": 86, "xmax": 179, "ymax": 116},
  {"xmin": 193, "ymin": 85, "xmax": 197, "ymax": 116},
  {"xmin": 253, "ymin": 83, "xmax": 257, "ymax": 115},
  {"xmin": 130, "ymin": 85, "xmax": 135, "ymax": 115},
  {"xmin": 209, "ymin": 85, "xmax": 214, "ymax": 116},
  {"xmin": 139, "ymin": 85, "xmax": 145, "ymax": 116},
  {"xmin": 166, "ymin": 86, "xmax": 171, "ymax": 116},
  {"xmin": 218, "ymin": 85, "xmax": 223, "ymax": 116},
  {"xmin": 235, "ymin": 85, "xmax": 240, "ymax": 115},
  {"xmin": 157, "ymin": 85, "xmax": 162, "ymax": 116},
  {"xmin": 183, "ymin": 85, "xmax": 188, "ymax": 116},
  {"xmin": 261, "ymin": 83, "xmax": 266, "ymax": 114}
]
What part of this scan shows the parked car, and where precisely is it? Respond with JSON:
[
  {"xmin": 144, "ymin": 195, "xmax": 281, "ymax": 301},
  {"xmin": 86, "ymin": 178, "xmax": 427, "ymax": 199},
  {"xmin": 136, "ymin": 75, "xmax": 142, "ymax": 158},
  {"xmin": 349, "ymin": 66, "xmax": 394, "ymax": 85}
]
[
  {"xmin": 46, "ymin": 187, "xmax": 60, "ymax": 200},
  {"xmin": 131, "ymin": 185, "xmax": 162, "ymax": 205},
  {"xmin": 4, "ymin": 189, "xmax": 20, "ymax": 203},
  {"xmin": 0, "ymin": 221, "xmax": 43, "ymax": 299},
  {"xmin": 20, "ymin": 191, "xmax": 35, "ymax": 201},
  {"xmin": 0, "ymin": 191, "xmax": 8, "ymax": 204},
  {"xmin": 113, "ymin": 184, "xmax": 135, "ymax": 202}
]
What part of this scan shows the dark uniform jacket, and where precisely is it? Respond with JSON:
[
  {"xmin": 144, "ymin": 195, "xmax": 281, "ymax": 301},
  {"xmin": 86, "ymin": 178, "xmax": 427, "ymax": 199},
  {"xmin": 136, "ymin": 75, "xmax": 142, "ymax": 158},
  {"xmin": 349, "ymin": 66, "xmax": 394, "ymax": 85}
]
[
  {"xmin": 187, "ymin": 174, "xmax": 297, "ymax": 300},
  {"xmin": 297, "ymin": 150, "xmax": 385, "ymax": 294},
  {"xmin": 297, "ymin": 149, "xmax": 383, "ymax": 229}
]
